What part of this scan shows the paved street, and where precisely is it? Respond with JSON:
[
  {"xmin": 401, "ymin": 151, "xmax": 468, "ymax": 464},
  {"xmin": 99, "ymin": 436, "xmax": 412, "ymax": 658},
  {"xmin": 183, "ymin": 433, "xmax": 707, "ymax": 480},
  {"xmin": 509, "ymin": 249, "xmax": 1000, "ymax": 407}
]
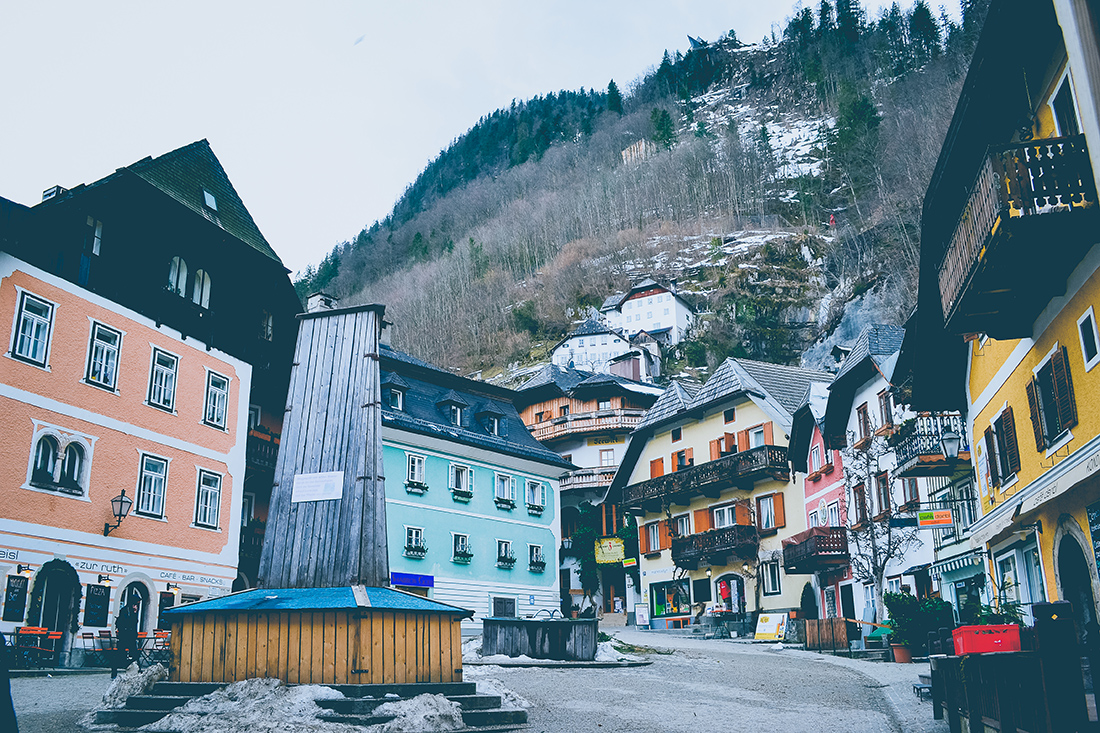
[{"xmin": 8, "ymin": 634, "xmax": 947, "ymax": 732}]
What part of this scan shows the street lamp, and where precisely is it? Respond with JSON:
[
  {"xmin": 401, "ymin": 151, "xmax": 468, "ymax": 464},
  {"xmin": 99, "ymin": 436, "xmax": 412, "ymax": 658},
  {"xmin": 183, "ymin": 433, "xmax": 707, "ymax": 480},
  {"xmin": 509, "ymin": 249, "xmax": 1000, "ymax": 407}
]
[
  {"xmin": 561, "ymin": 537, "xmax": 573, "ymax": 550},
  {"xmin": 104, "ymin": 488, "xmax": 133, "ymax": 536},
  {"xmin": 940, "ymin": 430, "xmax": 962, "ymax": 461}
]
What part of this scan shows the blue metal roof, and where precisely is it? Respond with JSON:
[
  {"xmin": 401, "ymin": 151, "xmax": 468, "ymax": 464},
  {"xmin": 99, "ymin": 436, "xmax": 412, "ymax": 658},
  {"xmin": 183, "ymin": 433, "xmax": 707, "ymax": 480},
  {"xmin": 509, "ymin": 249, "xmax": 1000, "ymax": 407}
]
[{"xmin": 163, "ymin": 586, "xmax": 472, "ymax": 617}]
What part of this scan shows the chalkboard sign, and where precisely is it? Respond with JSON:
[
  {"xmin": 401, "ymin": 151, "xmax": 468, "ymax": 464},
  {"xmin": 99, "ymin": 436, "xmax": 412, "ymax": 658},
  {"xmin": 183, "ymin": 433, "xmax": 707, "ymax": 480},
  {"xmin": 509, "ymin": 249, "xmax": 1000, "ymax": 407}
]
[
  {"xmin": 3, "ymin": 575, "xmax": 28, "ymax": 622},
  {"xmin": 157, "ymin": 592, "xmax": 175, "ymax": 630},
  {"xmin": 83, "ymin": 584, "xmax": 110, "ymax": 628},
  {"xmin": 1087, "ymin": 500, "xmax": 1100, "ymax": 579}
]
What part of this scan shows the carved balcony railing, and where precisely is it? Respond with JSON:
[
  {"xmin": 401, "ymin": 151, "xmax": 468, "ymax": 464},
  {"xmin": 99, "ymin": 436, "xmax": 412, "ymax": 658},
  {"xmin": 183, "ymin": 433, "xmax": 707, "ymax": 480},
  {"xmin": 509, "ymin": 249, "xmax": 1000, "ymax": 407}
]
[
  {"xmin": 893, "ymin": 413, "xmax": 971, "ymax": 478},
  {"xmin": 529, "ymin": 408, "xmax": 646, "ymax": 442},
  {"xmin": 559, "ymin": 467, "xmax": 617, "ymax": 493},
  {"xmin": 671, "ymin": 524, "xmax": 760, "ymax": 569},
  {"xmin": 938, "ymin": 135, "xmax": 1099, "ymax": 337},
  {"xmin": 782, "ymin": 527, "xmax": 849, "ymax": 575},
  {"xmin": 623, "ymin": 445, "xmax": 789, "ymax": 510},
  {"xmin": 246, "ymin": 428, "xmax": 280, "ymax": 471}
]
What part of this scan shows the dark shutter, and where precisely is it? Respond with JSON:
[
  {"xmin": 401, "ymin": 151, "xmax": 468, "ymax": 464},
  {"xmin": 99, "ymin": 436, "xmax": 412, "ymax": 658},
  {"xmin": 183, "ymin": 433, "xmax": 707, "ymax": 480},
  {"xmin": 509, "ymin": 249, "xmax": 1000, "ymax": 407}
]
[
  {"xmin": 1052, "ymin": 346, "xmax": 1078, "ymax": 431},
  {"xmin": 1001, "ymin": 407, "xmax": 1021, "ymax": 475},
  {"xmin": 1025, "ymin": 379, "xmax": 1046, "ymax": 451},
  {"xmin": 985, "ymin": 427, "xmax": 1000, "ymax": 488}
]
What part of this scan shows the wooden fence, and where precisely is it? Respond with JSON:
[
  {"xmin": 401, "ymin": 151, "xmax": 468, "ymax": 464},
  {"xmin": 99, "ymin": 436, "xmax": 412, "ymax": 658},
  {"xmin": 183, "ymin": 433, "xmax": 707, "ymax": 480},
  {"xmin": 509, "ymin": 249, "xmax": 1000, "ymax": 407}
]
[
  {"xmin": 481, "ymin": 617, "xmax": 598, "ymax": 661},
  {"xmin": 170, "ymin": 609, "xmax": 463, "ymax": 685},
  {"xmin": 805, "ymin": 618, "xmax": 848, "ymax": 652}
]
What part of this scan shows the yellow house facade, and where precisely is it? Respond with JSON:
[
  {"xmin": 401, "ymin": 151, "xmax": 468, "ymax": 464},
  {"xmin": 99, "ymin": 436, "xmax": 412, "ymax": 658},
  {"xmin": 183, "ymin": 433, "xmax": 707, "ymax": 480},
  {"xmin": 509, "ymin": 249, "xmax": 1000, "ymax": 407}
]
[
  {"xmin": 608, "ymin": 359, "xmax": 831, "ymax": 630},
  {"xmin": 912, "ymin": 0, "xmax": 1100, "ymax": 631}
]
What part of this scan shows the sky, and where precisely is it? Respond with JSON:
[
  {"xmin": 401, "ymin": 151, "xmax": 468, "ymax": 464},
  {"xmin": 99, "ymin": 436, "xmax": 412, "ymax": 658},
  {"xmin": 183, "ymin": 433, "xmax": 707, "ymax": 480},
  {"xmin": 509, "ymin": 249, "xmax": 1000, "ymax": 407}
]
[{"xmin": 0, "ymin": 1, "xmax": 957, "ymax": 276}]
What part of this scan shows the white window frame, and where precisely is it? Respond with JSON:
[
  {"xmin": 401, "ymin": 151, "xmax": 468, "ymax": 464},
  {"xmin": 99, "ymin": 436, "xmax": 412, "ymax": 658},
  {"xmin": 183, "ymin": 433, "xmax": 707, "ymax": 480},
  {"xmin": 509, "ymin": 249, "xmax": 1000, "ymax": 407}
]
[
  {"xmin": 1078, "ymin": 306, "xmax": 1100, "ymax": 372},
  {"xmin": 758, "ymin": 494, "xmax": 776, "ymax": 530},
  {"xmin": 672, "ymin": 513, "xmax": 691, "ymax": 537},
  {"xmin": 452, "ymin": 532, "xmax": 470, "ymax": 558},
  {"xmin": 85, "ymin": 321, "xmax": 122, "ymax": 391},
  {"xmin": 24, "ymin": 423, "xmax": 96, "ymax": 500},
  {"xmin": 713, "ymin": 505, "xmax": 736, "ymax": 528},
  {"xmin": 10, "ymin": 291, "xmax": 55, "ymax": 368},
  {"xmin": 193, "ymin": 469, "xmax": 222, "ymax": 530},
  {"xmin": 495, "ymin": 473, "xmax": 516, "ymax": 501},
  {"xmin": 147, "ymin": 347, "xmax": 179, "ymax": 412},
  {"xmin": 598, "ymin": 398, "xmax": 612, "ymax": 410},
  {"xmin": 389, "ymin": 388, "xmax": 404, "ymax": 411},
  {"xmin": 136, "ymin": 453, "xmax": 169, "ymax": 518},
  {"xmin": 749, "ymin": 426, "xmax": 766, "ymax": 448},
  {"xmin": 762, "ymin": 560, "xmax": 782, "ymax": 596},
  {"xmin": 808, "ymin": 511, "xmax": 819, "ymax": 528},
  {"xmin": 599, "ymin": 448, "xmax": 615, "ymax": 467},
  {"xmin": 406, "ymin": 453, "xmax": 426, "ymax": 484},
  {"xmin": 1049, "ymin": 68, "xmax": 1082, "ymax": 137},
  {"xmin": 496, "ymin": 539, "xmax": 512, "ymax": 560},
  {"xmin": 450, "ymin": 463, "xmax": 472, "ymax": 493},
  {"xmin": 529, "ymin": 544, "xmax": 544, "ymax": 563},
  {"xmin": 526, "ymin": 479, "xmax": 546, "ymax": 508},
  {"xmin": 405, "ymin": 526, "xmax": 425, "ymax": 552},
  {"xmin": 828, "ymin": 502, "xmax": 841, "ymax": 527},
  {"xmin": 645, "ymin": 522, "xmax": 661, "ymax": 551},
  {"xmin": 203, "ymin": 370, "xmax": 230, "ymax": 429},
  {"xmin": 450, "ymin": 404, "xmax": 464, "ymax": 426}
]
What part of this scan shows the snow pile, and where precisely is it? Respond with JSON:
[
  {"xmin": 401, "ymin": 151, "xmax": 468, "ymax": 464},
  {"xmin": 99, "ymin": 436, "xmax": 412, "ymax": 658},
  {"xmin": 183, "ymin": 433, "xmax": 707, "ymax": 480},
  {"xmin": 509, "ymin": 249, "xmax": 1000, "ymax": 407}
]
[
  {"xmin": 100, "ymin": 662, "xmax": 168, "ymax": 708},
  {"xmin": 469, "ymin": 675, "xmax": 532, "ymax": 710},
  {"xmin": 460, "ymin": 635, "xmax": 482, "ymax": 661},
  {"xmin": 594, "ymin": 640, "xmax": 642, "ymax": 663},
  {"xmin": 140, "ymin": 678, "xmax": 355, "ymax": 733},
  {"xmin": 372, "ymin": 693, "xmax": 464, "ymax": 732}
]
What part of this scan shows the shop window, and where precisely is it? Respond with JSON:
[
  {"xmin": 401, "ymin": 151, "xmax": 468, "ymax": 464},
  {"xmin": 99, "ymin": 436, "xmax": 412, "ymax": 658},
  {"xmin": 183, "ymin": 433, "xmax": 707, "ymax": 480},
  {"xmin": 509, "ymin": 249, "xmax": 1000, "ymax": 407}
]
[
  {"xmin": 650, "ymin": 578, "xmax": 690, "ymax": 617},
  {"xmin": 762, "ymin": 561, "xmax": 782, "ymax": 596}
]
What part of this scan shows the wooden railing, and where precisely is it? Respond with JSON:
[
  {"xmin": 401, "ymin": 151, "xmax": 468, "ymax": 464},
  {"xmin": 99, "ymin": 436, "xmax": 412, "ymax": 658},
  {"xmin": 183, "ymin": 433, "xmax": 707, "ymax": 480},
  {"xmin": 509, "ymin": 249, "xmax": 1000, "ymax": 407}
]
[
  {"xmin": 938, "ymin": 135, "xmax": 1095, "ymax": 323},
  {"xmin": 671, "ymin": 524, "xmax": 760, "ymax": 567},
  {"xmin": 559, "ymin": 467, "xmax": 617, "ymax": 492},
  {"xmin": 246, "ymin": 429, "xmax": 280, "ymax": 470},
  {"xmin": 529, "ymin": 409, "xmax": 646, "ymax": 441},
  {"xmin": 623, "ymin": 445, "xmax": 789, "ymax": 507},
  {"xmin": 893, "ymin": 413, "xmax": 970, "ymax": 467},
  {"xmin": 782, "ymin": 527, "xmax": 849, "ymax": 574}
]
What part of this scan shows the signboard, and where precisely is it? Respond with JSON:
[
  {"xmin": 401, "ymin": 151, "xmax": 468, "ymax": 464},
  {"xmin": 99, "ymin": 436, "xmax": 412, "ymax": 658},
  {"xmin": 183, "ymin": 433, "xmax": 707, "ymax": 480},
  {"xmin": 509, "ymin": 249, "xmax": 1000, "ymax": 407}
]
[
  {"xmin": 975, "ymin": 441, "xmax": 990, "ymax": 498},
  {"xmin": 622, "ymin": 557, "xmax": 637, "ymax": 568},
  {"xmin": 595, "ymin": 538, "xmax": 625, "ymax": 564},
  {"xmin": 918, "ymin": 510, "xmax": 954, "ymax": 528},
  {"xmin": 754, "ymin": 613, "xmax": 787, "ymax": 641},
  {"xmin": 589, "ymin": 435, "xmax": 625, "ymax": 446},
  {"xmin": 83, "ymin": 583, "xmax": 110, "ymax": 628},
  {"xmin": 635, "ymin": 603, "xmax": 650, "ymax": 627},
  {"xmin": 3, "ymin": 575, "xmax": 28, "ymax": 623},
  {"xmin": 1019, "ymin": 445, "xmax": 1100, "ymax": 516},
  {"xmin": 291, "ymin": 471, "xmax": 344, "ymax": 503},
  {"xmin": 390, "ymin": 572, "xmax": 434, "ymax": 588},
  {"xmin": 157, "ymin": 591, "xmax": 175, "ymax": 631},
  {"xmin": 1087, "ymin": 500, "xmax": 1100, "ymax": 581}
]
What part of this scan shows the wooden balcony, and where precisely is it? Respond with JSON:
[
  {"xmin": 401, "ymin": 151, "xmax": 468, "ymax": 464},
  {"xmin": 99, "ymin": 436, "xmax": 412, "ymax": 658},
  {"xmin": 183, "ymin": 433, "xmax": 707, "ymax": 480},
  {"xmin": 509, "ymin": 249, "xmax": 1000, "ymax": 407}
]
[
  {"xmin": 893, "ymin": 413, "xmax": 971, "ymax": 478},
  {"xmin": 529, "ymin": 408, "xmax": 646, "ymax": 442},
  {"xmin": 671, "ymin": 524, "xmax": 760, "ymax": 570},
  {"xmin": 782, "ymin": 527, "xmax": 849, "ymax": 575},
  {"xmin": 246, "ymin": 428, "xmax": 280, "ymax": 471},
  {"xmin": 938, "ymin": 135, "xmax": 1099, "ymax": 338},
  {"xmin": 623, "ymin": 445, "xmax": 789, "ymax": 511},
  {"xmin": 559, "ymin": 467, "xmax": 617, "ymax": 493}
]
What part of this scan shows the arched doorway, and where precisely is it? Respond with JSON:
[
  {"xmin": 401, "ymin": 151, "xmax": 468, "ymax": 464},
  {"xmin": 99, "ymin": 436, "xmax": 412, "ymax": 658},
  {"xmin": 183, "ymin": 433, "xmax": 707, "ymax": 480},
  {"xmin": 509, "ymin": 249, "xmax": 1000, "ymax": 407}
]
[
  {"xmin": 715, "ymin": 573, "xmax": 748, "ymax": 636},
  {"xmin": 29, "ymin": 560, "xmax": 80, "ymax": 633},
  {"xmin": 1059, "ymin": 534, "xmax": 1098, "ymax": 640},
  {"xmin": 119, "ymin": 582, "xmax": 150, "ymax": 633}
]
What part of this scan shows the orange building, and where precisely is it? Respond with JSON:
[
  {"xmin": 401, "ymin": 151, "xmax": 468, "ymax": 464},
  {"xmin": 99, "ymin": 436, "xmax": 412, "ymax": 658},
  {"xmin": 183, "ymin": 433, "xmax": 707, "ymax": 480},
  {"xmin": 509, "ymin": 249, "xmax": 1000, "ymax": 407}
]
[{"xmin": 0, "ymin": 141, "xmax": 299, "ymax": 665}]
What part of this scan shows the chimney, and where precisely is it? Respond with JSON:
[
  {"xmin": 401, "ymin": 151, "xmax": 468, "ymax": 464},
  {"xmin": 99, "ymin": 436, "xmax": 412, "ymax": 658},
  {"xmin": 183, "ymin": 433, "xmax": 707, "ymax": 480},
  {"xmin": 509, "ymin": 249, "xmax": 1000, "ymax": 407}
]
[
  {"xmin": 306, "ymin": 291, "xmax": 338, "ymax": 313},
  {"xmin": 41, "ymin": 185, "xmax": 68, "ymax": 202}
]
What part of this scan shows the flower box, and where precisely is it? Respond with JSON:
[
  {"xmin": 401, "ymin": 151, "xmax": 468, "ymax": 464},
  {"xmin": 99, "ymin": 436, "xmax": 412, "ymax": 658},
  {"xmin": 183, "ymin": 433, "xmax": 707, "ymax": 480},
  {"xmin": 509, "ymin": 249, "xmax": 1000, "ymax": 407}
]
[
  {"xmin": 452, "ymin": 550, "xmax": 473, "ymax": 564},
  {"xmin": 821, "ymin": 462, "xmax": 834, "ymax": 475},
  {"xmin": 451, "ymin": 487, "xmax": 473, "ymax": 502},
  {"xmin": 529, "ymin": 560, "xmax": 546, "ymax": 573},
  {"xmin": 404, "ymin": 544, "xmax": 427, "ymax": 559},
  {"xmin": 526, "ymin": 503, "xmax": 544, "ymax": 516},
  {"xmin": 952, "ymin": 625, "xmax": 1021, "ymax": 655},
  {"xmin": 405, "ymin": 481, "xmax": 428, "ymax": 496},
  {"xmin": 494, "ymin": 497, "xmax": 516, "ymax": 510},
  {"xmin": 496, "ymin": 554, "xmax": 516, "ymax": 569}
]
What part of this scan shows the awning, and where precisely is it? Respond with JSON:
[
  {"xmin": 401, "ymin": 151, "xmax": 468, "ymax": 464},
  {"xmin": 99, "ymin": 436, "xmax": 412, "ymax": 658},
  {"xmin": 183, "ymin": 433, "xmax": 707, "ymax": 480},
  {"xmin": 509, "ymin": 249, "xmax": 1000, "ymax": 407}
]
[
  {"xmin": 901, "ymin": 563, "xmax": 931, "ymax": 576},
  {"xmin": 930, "ymin": 552, "xmax": 984, "ymax": 578}
]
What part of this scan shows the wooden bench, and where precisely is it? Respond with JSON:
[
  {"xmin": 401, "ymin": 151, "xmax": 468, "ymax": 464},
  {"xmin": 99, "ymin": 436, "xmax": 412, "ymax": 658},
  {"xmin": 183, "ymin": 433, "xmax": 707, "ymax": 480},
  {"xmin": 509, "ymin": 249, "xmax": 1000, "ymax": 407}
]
[{"xmin": 913, "ymin": 683, "xmax": 932, "ymax": 702}]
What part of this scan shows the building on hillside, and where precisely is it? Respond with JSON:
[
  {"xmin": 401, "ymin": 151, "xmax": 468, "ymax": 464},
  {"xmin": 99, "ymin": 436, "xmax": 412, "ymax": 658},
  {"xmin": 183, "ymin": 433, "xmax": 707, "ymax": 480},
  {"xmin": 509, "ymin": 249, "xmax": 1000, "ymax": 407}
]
[
  {"xmin": 0, "ymin": 141, "xmax": 299, "ymax": 663},
  {"xmin": 549, "ymin": 319, "xmax": 632, "ymax": 374},
  {"xmin": 786, "ymin": 382, "xmax": 852, "ymax": 621},
  {"xmin": 375, "ymin": 338, "xmax": 571, "ymax": 632},
  {"xmin": 909, "ymin": 0, "xmax": 1100, "ymax": 634},
  {"xmin": 600, "ymin": 278, "xmax": 696, "ymax": 346},
  {"xmin": 514, "ymin": 365, "xmax": 663, "ymax": 620},
  {"xmin": 609, "ymin": 358, "xmax": 831, "ymax": 631}
]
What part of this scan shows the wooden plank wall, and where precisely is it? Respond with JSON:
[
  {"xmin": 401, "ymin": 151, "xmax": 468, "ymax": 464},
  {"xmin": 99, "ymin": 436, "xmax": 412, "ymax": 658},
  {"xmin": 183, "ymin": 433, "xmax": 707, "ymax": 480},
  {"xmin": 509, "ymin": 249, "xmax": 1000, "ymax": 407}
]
[
  {"xmin": 171, "ymin": 611, "xmax": 464, "ymax": 684},
  {"xmin": 258, "ymin": 305, "xmax": 389, "ymax": 589},
  {"xmin": 805, "ymin": 617, "xmax": 848, "ymax": 651}
]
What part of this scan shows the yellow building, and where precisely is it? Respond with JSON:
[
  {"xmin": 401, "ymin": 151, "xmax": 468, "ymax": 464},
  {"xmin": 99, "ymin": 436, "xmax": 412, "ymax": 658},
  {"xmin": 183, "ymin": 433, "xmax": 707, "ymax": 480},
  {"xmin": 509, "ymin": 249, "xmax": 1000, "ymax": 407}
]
[
  {"xmin": 912, "ymin": 0, "xmax": 1100, "ymax": 631},
  {"xmin": 608, "ymin": 359, "xmax": 831, "ymax": 630}
]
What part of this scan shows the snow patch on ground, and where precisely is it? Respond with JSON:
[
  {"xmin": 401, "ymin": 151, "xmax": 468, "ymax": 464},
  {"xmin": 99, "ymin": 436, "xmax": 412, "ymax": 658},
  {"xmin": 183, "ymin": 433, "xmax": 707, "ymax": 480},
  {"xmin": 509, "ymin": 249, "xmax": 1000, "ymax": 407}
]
[
  {"xmin": 595, "ymin": 640, "xmax": 642, "ymax": 662},
  {"xmin": 469, "ymin": 675, "xmax": 532, "ymax": 710},
  {"xmin": 99, "ymin": 662, "xmax": 169, "ymax": 709},
  {"xmin": 372, "ymin": 694, "xmax": 464, "ymax": 732},
  {"xmin": 460, "ymin": 635, "xmax": 482, "ymax": 662}
]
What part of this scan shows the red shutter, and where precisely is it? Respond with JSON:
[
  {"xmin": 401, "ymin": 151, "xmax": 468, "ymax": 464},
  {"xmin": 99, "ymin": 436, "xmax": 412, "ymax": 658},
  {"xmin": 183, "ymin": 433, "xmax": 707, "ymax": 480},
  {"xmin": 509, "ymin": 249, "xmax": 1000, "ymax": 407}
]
[
  {"xmin": 709, "ymin": 440, "xmax": 720, "ymax": 461},
  {"xmin": 639, "ymin": 524, "xmax": 649, "ymax": 554},
  {"xmin": 650, "ymin": 458, "xmax": 664, "ymax": 478},
  {"xmin": 773, "ymin": 492, "xmax": 786, "ymax": 529},
  {"xmin": 686, "ymin": 447, "xmax": 694, "ymax": 466},
  {"xmin": 763, "ymin": 422, "xmax": 774, "ymax": 445},
  {"xmin": 755, "ymin": 496, "xmax": 764, "ymax": 529},
  {"xmin": 737, "ymin": 430, "xmax": 749, "ymax": 452},
  {"xmin": 1052, "ymin": 346, "xmax": 1079, "ymax": 431},
  {"xmin": 1001, "ymin": 407, "xmax": 1021, "ymax": 474},
  {"xmin": 985, "ymin": 427, "xmax": 1000, "ymax": 488},
  {"xmin": 694, "ymin": 508, "xmax": 712, "ymax": 533},
  {"xmin": 1025, "ymin": 379, "xmax": 1045, "ymax": 451},
  {"xmin": 725, "ymin": 432, "xmax": 737, "ymax": 453},
  {"xmin": 735, "ymin": 502, "xmax": 751, "ymax": 526},
  {"xmin": 662, "ymin": 520, "xmax": 674, "ymax": 550}
]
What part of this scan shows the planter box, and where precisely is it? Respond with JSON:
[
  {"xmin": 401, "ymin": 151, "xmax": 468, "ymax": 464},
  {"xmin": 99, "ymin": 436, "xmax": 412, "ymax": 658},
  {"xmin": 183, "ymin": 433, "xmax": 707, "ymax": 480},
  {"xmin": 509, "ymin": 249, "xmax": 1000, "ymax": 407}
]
[{"xmin": 952, "ymin": 625, "xmax": 1021, "ymax": 655}]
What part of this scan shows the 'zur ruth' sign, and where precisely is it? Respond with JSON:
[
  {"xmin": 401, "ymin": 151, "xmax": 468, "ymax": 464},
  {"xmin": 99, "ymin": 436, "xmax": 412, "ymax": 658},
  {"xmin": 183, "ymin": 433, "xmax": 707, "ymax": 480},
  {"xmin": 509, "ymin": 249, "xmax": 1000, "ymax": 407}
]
[{"xmin": 917, "ymin": 510, "xmax": 954, "ymax": 528}]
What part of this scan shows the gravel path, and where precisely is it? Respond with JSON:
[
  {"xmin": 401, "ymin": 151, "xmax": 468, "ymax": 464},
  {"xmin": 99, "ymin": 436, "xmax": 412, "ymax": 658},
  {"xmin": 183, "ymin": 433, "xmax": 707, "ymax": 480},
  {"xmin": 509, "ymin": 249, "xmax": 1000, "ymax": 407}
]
[{"xmin": 10, "ymin": 671, "xmax": 113, "ymax": 732}]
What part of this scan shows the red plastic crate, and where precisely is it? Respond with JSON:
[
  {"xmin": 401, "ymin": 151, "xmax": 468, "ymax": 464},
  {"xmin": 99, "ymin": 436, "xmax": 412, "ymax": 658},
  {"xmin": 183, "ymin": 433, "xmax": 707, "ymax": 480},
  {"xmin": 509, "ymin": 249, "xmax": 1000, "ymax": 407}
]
[{"xmin": 952, "ymin": 624, "xmax": 1021, "ymax": 655}]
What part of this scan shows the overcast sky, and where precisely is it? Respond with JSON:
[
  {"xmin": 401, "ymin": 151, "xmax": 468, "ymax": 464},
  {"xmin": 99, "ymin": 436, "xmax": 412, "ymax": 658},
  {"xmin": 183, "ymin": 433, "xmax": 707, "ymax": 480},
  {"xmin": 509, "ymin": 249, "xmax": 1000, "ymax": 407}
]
[{"xmin": 0, "ymin": 1, "xmax": 954, "ymax": 276}]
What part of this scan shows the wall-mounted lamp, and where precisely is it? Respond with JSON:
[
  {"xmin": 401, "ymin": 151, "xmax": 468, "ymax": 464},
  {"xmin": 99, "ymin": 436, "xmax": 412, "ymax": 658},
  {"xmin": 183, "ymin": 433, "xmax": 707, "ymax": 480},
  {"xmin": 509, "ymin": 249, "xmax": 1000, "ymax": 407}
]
[
  {"xmin": 940, "ymin": 431, "xmax": 962, "ymax": 462},
  {"xmin": 741, "ymin": 563, "xmax": 752, "ymax": 574},
  {"xmin": 705, "ymin": 567, "xmax": 712, "ymax": 578},
  {"xmin": 16, "ymin": 564, "xmax": 32, "ymax": 577},
  {"xmin": 103, "ymin": 488, "xmax": 134, "ymax": 536},
  {"xmin": 561, "ymin": 538, "xmax": 573, "ymax": 550},
  {"xmin": 166, "ymin": 583, "xmax": 180, "ymax": 594},
  {"xmin": 1014, "ymin": 520, "xmax": 1043, "ymax": 540},
  {"xmin": 97, "ymin": 574, "xmax": 111, "ymax": 585}
]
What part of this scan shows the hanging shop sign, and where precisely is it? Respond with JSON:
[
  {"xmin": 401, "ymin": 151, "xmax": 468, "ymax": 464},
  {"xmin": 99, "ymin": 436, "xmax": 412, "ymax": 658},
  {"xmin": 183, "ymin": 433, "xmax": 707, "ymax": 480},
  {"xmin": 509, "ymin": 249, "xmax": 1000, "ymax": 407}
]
[
  {"xmin": 595, "ymin": 537, "xmax": 625, "ymax": 564},
  {"xmin": 917, "ymin": 510, "xmax": 954, "ymax": 528}
]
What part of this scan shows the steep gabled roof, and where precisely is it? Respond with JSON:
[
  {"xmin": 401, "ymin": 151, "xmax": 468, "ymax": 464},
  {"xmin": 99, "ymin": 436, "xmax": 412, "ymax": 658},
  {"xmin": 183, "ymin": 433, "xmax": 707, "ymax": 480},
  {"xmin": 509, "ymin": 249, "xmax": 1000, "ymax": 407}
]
[
  {"xmin": 636, "ymin": 380, "xmax": 700, "ymax": 431},
  {"xmin": 823, "ymin": 324, "xmax": 905, "ymax": 448},
  {"xmin": 832, "ymin": 324, "xmax": 905, "ymax": 385},
  {"xmin": 738, "ymin": 358, "xmax": 834, "ymax": 415}
]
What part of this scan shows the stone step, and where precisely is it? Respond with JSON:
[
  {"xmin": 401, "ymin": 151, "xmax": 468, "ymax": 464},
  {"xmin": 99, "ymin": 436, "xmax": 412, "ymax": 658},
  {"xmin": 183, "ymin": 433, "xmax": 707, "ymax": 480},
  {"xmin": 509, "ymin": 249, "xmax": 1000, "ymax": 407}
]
[
  {"xmin": 150, "ymin": 681, "xmax": 226, "ymax": 697},
  {"xmin": 461, "ymin": 708, "xmax": 529, "ymax": 727},
  {"xmin": 125, "ymin": 694, "xmax": 192, "ymax": 710},
  {"xmin": 317, "ymin": 712, "xmax": 398, "ymax": 727},
  {"xmin": 328, "ymin": 681, "xmax": 477, "ymax": 698},
  {"xmin": 95, "ymin": 707, "xmax": 172, "ymax": 727},
  {"xmin": 317, "ymin": 693, "xmax": 503, "ymax": 713}
]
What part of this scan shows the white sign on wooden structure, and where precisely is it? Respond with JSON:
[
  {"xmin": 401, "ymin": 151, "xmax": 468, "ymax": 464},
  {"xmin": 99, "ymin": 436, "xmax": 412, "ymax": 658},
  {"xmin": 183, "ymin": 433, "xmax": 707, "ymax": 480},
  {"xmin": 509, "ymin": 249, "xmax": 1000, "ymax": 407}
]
[{"xmin": 291, "ymin": 471, "xmax": 344, "ymax": 503}]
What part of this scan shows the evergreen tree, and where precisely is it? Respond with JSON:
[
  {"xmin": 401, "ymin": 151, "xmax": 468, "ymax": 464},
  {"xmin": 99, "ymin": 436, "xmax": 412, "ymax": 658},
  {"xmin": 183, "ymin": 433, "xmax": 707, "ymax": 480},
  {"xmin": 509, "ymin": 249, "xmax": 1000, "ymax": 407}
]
[
  {"xmin": 818, "ymin": 0, "xmax": 835, "ymax": 39},
  {"xmin": 607, "ymin": 79, "xmax": 624, "ymax": 115},
  {"xmin": 835, "ymin": 0, "xmax": 863, "ymax": 46},
  {"xmin": 908, "ymin": 0, "xmax": 942, "ymax": 66},
  {"xmin": 651, "ymin": 108, "xmax": 677, "ymax": 150}
]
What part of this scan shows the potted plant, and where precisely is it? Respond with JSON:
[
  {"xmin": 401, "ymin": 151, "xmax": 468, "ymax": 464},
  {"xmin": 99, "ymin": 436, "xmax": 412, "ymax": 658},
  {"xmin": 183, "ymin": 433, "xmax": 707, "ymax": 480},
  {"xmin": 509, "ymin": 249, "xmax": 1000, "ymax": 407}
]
[{"xmin": 884, "ymin": 591, "xmax": 918, "ymax": 663}]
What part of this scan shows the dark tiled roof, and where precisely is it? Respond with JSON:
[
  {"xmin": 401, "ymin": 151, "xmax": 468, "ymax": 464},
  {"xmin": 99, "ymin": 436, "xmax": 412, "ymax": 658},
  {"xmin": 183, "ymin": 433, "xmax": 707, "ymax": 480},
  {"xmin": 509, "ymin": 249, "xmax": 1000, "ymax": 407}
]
[
  {"xmin": 637, "ymin": 380, "xmax": 699, "ymax": 431},
  {"xmin": 381, "ymin": 372, "xmax": 410, "ymax": 389},
  {"xmin": 517, "ymin": 364, "xmax": 594, "ymax": 393},
  {"xmin": 164, "ymin": 586, "xmax": 471, "ymax": 616},
  {"xmin": 381, "ymin": 349, "xmax": 572, "ymax": 471},
  {"xmin": 834, "ymin": 324, "xmax": 905, "ymax": 383},
  {"xmin": 690, "ymin": 359, "xmax": 751, "ymax": 409},
  {"xmin": 736, "ymin": 359, "xmax": 834, "ymax": 415},
  {"xmin": 570, "ymin": 318, "xmax": 615, "ymax": 337},
  {"xmin": 436, "ymin": 389, "xmax": 469, "ymax": 407},
  {"xmin": 127, "ymin": 140, "xmax": 282, "ymax": 264}
]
